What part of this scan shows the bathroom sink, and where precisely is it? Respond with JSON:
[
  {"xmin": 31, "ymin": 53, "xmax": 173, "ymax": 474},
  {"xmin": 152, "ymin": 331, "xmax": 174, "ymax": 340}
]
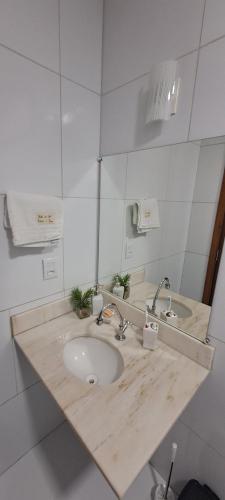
[
  {"xmin": 147, "ymin": 297, "xmax": 192, "ymax": 319},
  {"xmin": 63, "ymin": 336, "xmax": 124, "ymax": 385}
]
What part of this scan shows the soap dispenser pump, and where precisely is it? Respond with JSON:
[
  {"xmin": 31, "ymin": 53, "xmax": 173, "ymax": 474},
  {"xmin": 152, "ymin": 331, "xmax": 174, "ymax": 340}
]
[{"xmin": 92, "ymin": 284, "xmax": 103, "ymax": 316}]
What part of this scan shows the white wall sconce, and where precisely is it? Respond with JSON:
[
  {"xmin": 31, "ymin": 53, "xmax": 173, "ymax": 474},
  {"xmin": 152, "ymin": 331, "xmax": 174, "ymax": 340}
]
[{"xmin": 146, "ymin": 60, "xmax": 181, "ymax": 123}]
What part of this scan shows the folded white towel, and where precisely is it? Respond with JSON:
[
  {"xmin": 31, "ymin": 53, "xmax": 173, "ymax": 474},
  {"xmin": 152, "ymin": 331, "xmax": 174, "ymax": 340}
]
[
  {"xmin": 4, "ymin": 191, "xmax": 63, "ymax": 247},
  {"xmin": 133, "ymin": 198, "xmax": 160, "ymax": 233}
]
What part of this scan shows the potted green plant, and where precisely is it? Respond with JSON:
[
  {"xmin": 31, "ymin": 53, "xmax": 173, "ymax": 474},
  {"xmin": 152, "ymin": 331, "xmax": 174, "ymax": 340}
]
[
  {"xmin": 70, "ymin": 287, "xmax": 93, "ymax": 319},
  {"xmin": 112, "ymin": 273, "xmax": 131, "ymax": 300}
]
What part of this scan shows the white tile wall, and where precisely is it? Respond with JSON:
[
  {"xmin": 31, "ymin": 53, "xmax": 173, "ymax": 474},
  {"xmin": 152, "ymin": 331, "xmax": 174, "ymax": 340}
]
[
  {"xmin": 0, "ymin": 0, "xmax": 59, "ymax": 71},
  {"xmin": 152, "ymin": 418, "xmax": 225, "ymax": 499},
  {"xmin": 13, "ymin": 344, "xmax": 39, "ymax": 393},
  {"xmin": 0, "ymin": 311, "xmax": 17, "ymax": 405},
  {"xmin": 180, "ymin": 252, "xmax": 208, "ymax": 301},
  {"xmin": 181, "ymin": 337, "xmax": 225, "ymax": 459},
  {"xmin": 167, "ymin": 143, "xmax": 200, "ymax": 202},
  {"xmin": 201, "ymin": 0, "xmax": 225, "ymax": 46},
  {"xmin": 99, "ymin": 199, "xmax": 124, "ymax": 278},
  {"xmin": 60, "ymin": 0, "xmax": 103, "ymax": 93},
  {"xmin": 102, "ymin": 0, "xmax": 204, "ymax": 93},
  {"xmin": 159, "ymin": 253, "xmax": 185, "ymax": 293},
  {"xmin": 0, "ymin": 381, "xmax": 63, "ymax": 476},
  {"xmin": 62, "ymin": 77, "xmax": 100, "ymax": 198},
  {"xmin": 0, "ymin": 198, "xmax": 64, "ymax": 311},
  {"xmin": 63, "ymin": 198, "xmax": 98, "ymax": 289},
  {"xmin": 0, "ymin": 46, "xmax": 61, "ymax": 196},
  {"xmin": 186, "ymin": 203, "xmax": 217, "ymax": 256},
  {"xmin": 0, "ymin": 0, "xmax": 102, "ymax": 492},
  {"xmin": 161, "ymin": 202, "xmax": 192, "ymax": 258},
  {"xmin": 126, "ymin": 147, "xmax": 170, "ymax": 200},
  {"xmin": 193, "ymin": 144, "xmax": 225, "ymax": 203},
  {"xmin": 101, "ymin": 155, "xmax": 127, "ymax": 200},
  {"xmin": 101, "ymin": 52, "xmax": 198, "ymax": 155},
  {"xmin": 190, "ymin": 39, "xmax": 225, "ymax": 140},
  {"xmin": 0, "ymin": 420, "xmax": 168, "ymax": 500}
]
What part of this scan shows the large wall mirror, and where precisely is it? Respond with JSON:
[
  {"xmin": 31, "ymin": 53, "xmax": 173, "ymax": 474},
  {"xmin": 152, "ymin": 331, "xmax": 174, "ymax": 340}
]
[{"xmin": 98, "ymin": 136, "xmax": 225, "ymax": 342}]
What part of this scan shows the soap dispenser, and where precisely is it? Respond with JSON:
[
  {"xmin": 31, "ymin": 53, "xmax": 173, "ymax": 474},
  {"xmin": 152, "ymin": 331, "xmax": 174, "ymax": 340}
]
[
  {"xmin": 92, "ymin": 284, "xmax": 103, "ymax": 316},
  {"xmin": 112, "ymin": 277, "xmax": 124, "ymax": 299},
  {"xmin": 143, "ymin": 308, "xmax": 159, "ymax": 350}
]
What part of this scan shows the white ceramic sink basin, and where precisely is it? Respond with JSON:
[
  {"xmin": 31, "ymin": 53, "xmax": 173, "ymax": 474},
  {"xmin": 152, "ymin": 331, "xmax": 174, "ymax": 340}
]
[
  {"xmin": 63, "ymin": 336, "xmax": 124, "ymax": 385},
  {"xmin": 147, "ymin": 297, "xmax": 192, "ymax": 319}
]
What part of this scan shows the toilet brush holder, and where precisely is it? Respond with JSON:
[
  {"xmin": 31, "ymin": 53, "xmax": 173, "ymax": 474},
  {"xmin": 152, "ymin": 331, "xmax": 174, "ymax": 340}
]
[{"xmin": 154, "ymin": 483, "xmax": 175, "ymax": 500}]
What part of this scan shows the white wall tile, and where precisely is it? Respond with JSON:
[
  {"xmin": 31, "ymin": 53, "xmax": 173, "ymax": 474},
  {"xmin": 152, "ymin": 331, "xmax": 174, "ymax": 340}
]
[
  {"xmin": 144, "ymin": 261, "xmax": 160, "ymax": 285},
  {"xmin": 160, "ymin": 202, "xmax": 191, "ymax": 258},
  {"xmin": 186, "ymin": 203, "xmax": 216, "ymax": 255},
  {"xmin": 60, "ymin": 0, "xmax": 103, "ymax": 93},
  {"xmin": 159, "ymin": 253, "xmax": 185, "ymax": 293},
  {"xmin": 101, "ymin": 53, "xmax": 198, "ymax": 155},
  {"xmin": 0, "ymin": 0, "xmax": 59, "ymax": 71},
  {"xmin": 0, "ymin": 198, "xmax": 63, "ymax": 311},
  {"xmin": 180, "ymin": 252, "xmax": 208, "ymax": 301},
  {"xmin": 0, "ymin": 46, "xmax": 61, "ymax": 196},
  {"xmin": 166, "ymin": 143, "xmax": 200, "ymax": 202},
  {"xmin": 0, "ymin": 381, "xmax": 63, "ymax": 475},
  {"xmin": 10, "ymin": 292, "xmax": 64, "ymax": 316},
  {"xmin": 201, "ymin": 0, "xmax": 225, "ymax": 46},
  {"xmin": 63, "ymin": 198, "xmax": 98, "ymax": 290},
  {"xmin": 126, "ymin": 147, "xmax": 170, "ymax": 200},
  {"xmin": 193, "ymin": 144, "xmax": 225, "ymax": 203},
  {"xmin": 0, "ymin": 311, "xmax": 17, "ymax": 406},
  {"xmin": 190, "ymin": 39, "xmax": 225, "ymax": 140},
  {"xmin": 13, "ymin": 343, "xmax": 39, "ymax": 393},
  {"xmin": 62, "ymin": 78, "xmax": 100, "ymax": 198},
  {"xmin": 152, "ymin": 419, "xmax": 190, "ymax": 494},
  {"xmin": 181, "ymin": 338, "xmax": 225, "ymax": 460},
  {"xmin": 99, "ymin": 199, "xmax": 124, "ymax": 278},
  {"xmin": 0, "ymin": 420, "xmax": 166, "ymax": 500},
  {"xmin": 152, "ymin": 418, "xmax": 225, "ymax": 498},
  {"xmin": 103, "ymin": 0, "xmax": 204, "ymax": 92},
  {"xmin": 101, "ymin": 155, "xmax": 128, "ymax": 199}
]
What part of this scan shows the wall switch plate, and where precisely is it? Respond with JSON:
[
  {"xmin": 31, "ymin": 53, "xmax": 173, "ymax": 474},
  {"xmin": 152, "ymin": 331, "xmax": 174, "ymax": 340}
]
[
  {"xmin": 125, "ymin": 240, "xmax": 133, "ymax": 259},
  {"xmin": 42, "ymin": 257, "xmax": 58, "ymax": 280}
]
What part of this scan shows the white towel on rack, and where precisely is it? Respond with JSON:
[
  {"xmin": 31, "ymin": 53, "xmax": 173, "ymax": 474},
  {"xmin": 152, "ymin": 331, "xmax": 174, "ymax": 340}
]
[
  {"xmin": 133, "ymin": 198, "xmax": 160, "ymax": 233},
  {"xmin": 4, "ymin": 191, "xmax": 63, "ymax": 247}
]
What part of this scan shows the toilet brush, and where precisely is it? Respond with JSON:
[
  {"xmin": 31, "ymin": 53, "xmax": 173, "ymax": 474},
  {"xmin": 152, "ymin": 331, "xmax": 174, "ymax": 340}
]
[{"xmin": 154, "ymin": 443, "xmax": 177, "ymax": 500}]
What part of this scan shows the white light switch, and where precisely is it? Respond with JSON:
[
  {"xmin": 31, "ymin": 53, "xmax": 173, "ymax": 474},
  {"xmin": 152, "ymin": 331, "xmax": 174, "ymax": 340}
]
[{"xmin": 42, "ymin": 257, "xmax": 58, "ymax": 280}]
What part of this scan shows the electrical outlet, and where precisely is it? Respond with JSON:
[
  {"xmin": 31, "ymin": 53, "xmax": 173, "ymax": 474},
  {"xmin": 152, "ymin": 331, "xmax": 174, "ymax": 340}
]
[
  {"xmin": 125, "ymin": 240, "xmax": 133, "ymax": 259},
  {"xmin": 42, "ymin": 257, "xmax": 58, "ymax": 280}
]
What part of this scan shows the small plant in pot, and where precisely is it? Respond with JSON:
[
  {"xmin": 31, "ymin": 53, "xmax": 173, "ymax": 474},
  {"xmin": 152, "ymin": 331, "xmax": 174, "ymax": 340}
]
[
  {"xmin": 112, "ymin": 273, "xmax": 131, "ymax": 300},
  {"xmin": 70, "ymin": 287, "xmax": 93, "ymax": 319}
]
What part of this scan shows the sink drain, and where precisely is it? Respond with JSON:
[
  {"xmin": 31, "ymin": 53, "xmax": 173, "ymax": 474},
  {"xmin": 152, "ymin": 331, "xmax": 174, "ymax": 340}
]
[{"xmin": 86, "ymin": 374, "xmax": 98, "ymax": 385}]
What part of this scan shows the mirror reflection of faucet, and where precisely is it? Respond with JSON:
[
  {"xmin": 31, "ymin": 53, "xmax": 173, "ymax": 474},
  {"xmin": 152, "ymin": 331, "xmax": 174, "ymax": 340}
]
[
  {"xmin": 147, "ymin": 278, "xmax": 178, "ymax": 326},
  {"xmin": 148, "ymin": 277, "xmax": 171, "ymax": 315}
]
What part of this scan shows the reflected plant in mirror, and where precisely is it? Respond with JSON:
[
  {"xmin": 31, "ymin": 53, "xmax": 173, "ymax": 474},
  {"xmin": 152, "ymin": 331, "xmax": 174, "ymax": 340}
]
[{"xmin": 98, "ymin": 136, "xmax": 225, "ymax": 342}]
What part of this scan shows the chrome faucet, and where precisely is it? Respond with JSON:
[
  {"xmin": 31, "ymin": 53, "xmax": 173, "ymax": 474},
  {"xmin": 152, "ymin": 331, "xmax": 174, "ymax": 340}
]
[
  {"xmin": 149, "ymin": 277, "xmax": 171, "ymax": 316},
  {"xmin": 96, "ymin": 303, "xmax": 129, "ymax": 341}
]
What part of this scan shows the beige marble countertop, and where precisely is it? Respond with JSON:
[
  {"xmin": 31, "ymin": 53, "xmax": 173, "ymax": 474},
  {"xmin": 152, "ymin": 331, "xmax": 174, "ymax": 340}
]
[
  {"xmin": 12, "ymin": 308, "xmax": 209, "ymax": 498},
  {"xmin": 126, "ymin": 281, "xmax": 211, "ymax": 342}
]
